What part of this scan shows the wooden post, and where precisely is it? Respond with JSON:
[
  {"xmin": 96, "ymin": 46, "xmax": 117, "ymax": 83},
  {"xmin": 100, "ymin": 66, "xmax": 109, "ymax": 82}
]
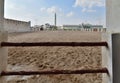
[
  {"xmin": 0, "ymin": 0, "xmax": 8, "ymax": 83},
  {"xmin": 102, "ymin": 33, "xmax": 113, "ymax": 83}
]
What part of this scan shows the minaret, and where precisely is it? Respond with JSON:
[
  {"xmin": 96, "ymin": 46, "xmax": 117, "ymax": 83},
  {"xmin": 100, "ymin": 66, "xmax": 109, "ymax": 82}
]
[{"xmin": 55, "ymin": 13, "xmax": 57, "ymax": 26}]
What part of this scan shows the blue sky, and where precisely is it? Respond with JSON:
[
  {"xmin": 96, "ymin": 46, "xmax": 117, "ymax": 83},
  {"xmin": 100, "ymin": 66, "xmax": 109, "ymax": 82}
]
[{"xmin": 5, "ymin": 0, "xmax": 106, "ymax": 26}]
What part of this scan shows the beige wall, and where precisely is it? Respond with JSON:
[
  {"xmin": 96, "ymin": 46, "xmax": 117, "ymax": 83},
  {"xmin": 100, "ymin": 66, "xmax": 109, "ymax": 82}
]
[
  {"xmin": 4, "ymin": 18, "xmax": 31, "ymax": 32},
  {"xmin": 106, "ymin": 0, "xmax": 120, "ymax": 32}
]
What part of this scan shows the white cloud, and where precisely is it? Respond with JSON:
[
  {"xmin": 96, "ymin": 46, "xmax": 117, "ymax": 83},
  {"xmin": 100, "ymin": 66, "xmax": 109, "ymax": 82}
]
[
  {"xmin": 47, "ymin": 6, "xmax": 58, "ymax": 13},
  {"xmin": 74, "ymin": 0, "xmax": 105, "ymax": 8},
  {"xmin": 66, "ymin": 11, "xmax": 74, "ymax": 17},
  {"xmin": 74, "ymin": 0, "xmax": 105, "ymax": 12},
  {"xmin": 40, "ymin": 7, "xmax": 46, "ymax": 12},
  {"xmin": 82, "ymin": 8, "xmax": 96, "ymax": 12},
  {"xmin": 40, "ymin": 6, "xmax": 62, "ymax": 14},
  {"xmin": 5, "ymin": 0, "xmax": 35, "ymax": 25}
]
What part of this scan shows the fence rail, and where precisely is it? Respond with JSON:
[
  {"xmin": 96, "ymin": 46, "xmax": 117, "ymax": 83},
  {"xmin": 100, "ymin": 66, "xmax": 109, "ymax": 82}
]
[
  {"xmin": 1, "ymin": 42, "xmax": 108, "ymax": 47},
  {"xmin": 1, "ymin": 68, "xmax": 108, "ymax": 76}
]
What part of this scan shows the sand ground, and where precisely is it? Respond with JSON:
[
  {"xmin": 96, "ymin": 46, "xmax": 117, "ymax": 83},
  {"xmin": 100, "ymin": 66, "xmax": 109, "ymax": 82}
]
[{"xmin": 7, "ymin": 31, "xmax": 102, "ymax": 83}]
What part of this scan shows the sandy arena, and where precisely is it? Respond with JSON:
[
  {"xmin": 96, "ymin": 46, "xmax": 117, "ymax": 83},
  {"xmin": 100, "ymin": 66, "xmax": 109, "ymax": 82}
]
[{"xmin": 7, "ymin": 31, "xmax": 102, "ymax": 83}]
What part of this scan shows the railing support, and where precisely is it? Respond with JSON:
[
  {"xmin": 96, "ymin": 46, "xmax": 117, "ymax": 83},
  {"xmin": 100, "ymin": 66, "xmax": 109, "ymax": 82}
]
[
  {"xmin": 0, "ymin": 0, "xmax": 7, "ymax": 83},
  {"xmin": 0, "ymin": 32, "xmax": 8, "ymax": 83},
  {"xmin": 102, "ymin": 33, "xmax": 112, "ymax": 83}
]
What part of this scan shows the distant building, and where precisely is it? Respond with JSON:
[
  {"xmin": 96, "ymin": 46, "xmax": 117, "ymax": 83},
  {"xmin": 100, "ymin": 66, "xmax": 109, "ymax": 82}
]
[
  {"xmin": 62, "ymin": 25, "xmax": 83, "ymax": 30},
  {"xmin": 44, "ymin": 23, "xmax": 58, "ymax": 30},
  {"xmin": 91, "ymin": 25, "xmax": 103, "ymax": 28},
  {"xmin": 82, "ymin": 23, "xmax": 103, "ymax": 28},
  {"xmin": 4, "ymin": 18, "xmax": 31, "ymax": 32},
  {"xmin": 62, "ymin": 24, "xmax": 103, "ymax": 30},
  {"xmin": 31, "ymin": 23, "xmax": 55, "ymax": 31},
  {"xmin": 44, "ymin": 23, "xmax": 51, "ymax": 29}
]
